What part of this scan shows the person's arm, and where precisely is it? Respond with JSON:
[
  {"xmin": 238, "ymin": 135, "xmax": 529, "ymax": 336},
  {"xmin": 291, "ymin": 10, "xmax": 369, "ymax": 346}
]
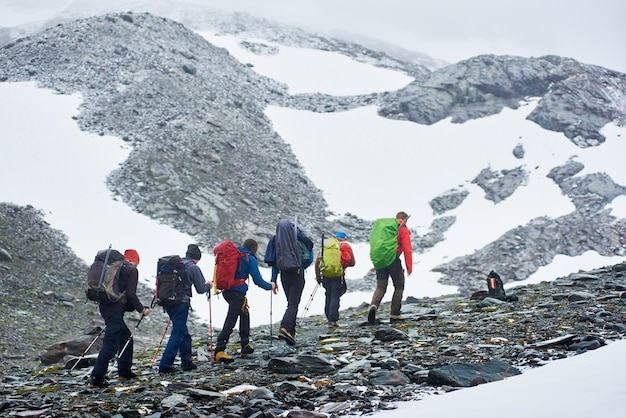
[
  {"xmin": 398, "ymin": 226, "xmax": 413, "ymax": 275},
  {"xmin": 188, "ymin": 263, "xmax": 211, "ymax": 294},
  {"xmin": 249, "ymin": 256, "xmax": 272, "ymax": 290},
  {"xmin": 124, "ymin": 266, "xmax": 147, "ymax": 314},
  {"xmin": 314, "ymin": 253, "xmax": 322, "ymax": 283}
]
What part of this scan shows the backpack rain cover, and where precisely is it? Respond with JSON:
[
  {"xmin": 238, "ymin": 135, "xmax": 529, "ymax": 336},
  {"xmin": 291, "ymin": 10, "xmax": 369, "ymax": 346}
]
[
  {"xmin": 369, "ymin": 218, "xmax": 400, "ymax": 269},
  {"xmin": 274, "ymin": 219, "xmax": 314, "ymax": 271},
  {"xmin": 320, "ymin": 237, "xmax": 343, "ymax": 278}
]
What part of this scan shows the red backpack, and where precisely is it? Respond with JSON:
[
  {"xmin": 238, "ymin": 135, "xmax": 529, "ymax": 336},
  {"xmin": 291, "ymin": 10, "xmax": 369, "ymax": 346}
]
[{"xmin": 213, "ymin": 240, "xmax": 248, "ymax": 292}]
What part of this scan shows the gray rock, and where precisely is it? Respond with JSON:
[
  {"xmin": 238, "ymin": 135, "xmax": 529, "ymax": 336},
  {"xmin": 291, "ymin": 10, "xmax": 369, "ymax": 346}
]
[
  {"xmin": 39, "ymin": 330, "xmax": 104, "ymax": 365},
  {"xmin": 0, "ymin": 248, "xmax": 12, "ymax": 261},
  {"xmin": 368, "ymin": 370, "xmax": 411, "ymax": 386},
  {"xmin": 161, "ymin": 393, "xmax": 188, "ymax": 408},
  {"xmin": 427, "ymin": 359, "xmax": 521, "ymax": 387},
  {"xmin": 374, "ymin": 328, "xmax": 409, "ymax": 342},
  {"xmin": 268, "ymin": 354, "xmax": 335, "ymax": 374}
]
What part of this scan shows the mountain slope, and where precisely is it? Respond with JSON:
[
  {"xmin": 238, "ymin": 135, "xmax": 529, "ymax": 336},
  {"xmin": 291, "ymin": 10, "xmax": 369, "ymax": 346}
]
[
  {"xmin": 0, "ymin": 11, "xmax": 331, "ymax": 246},
  {"xmin": 379, "ymin": 54, "xmax": 626, "ymax": 146},
  {"xmin": 1, "ymin": 10, "xmax": 625, "ymax": 292}
]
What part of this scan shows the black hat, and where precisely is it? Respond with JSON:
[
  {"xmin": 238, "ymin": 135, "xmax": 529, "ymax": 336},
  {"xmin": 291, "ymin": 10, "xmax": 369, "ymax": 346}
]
[{"xmin": 186, "ymin": 244, "xmax": 202, "ymax": 260}]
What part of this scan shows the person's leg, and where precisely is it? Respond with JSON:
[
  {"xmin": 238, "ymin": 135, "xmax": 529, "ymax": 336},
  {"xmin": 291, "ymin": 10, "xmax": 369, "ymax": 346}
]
[
  {"xmin": 215, "ymin": 290, "xmax": 243, "ymax": 353},
  {"xmin": 116, "ymin": 317, "xmax": 133, "ymax": 376},
  {"xmin": 389, "ymin": 258, "xmax": 406, "ymax": 316},
  {"xmin": 179, "ymin": 305, "xmax": 193, "ymax": 368},
  {"xmin": 322, "ymin": 278, "xmax": 332, "ymax": 322},
  {"xmin": 90, "ymin": 309, "xmax": 124, "ymax": 384},
  {"xmin": 326, "ymin": 278, "xmax": 342, "ymax": 323},
  {"xmin": 159, "ymin": 302, "xmax": 189, "ymax": 371},
  {"xmin": 337, "ymin": 276, "xmax": 347, "ymax": 321},
  {"xmin": 239, "ymin": 296, "xmax": 250, "ymax": 348},
  {"xmin": 370, "ymin": 267, "xmax": 390, "ymax": 309},
  {"xmin": 279, "ymin": 271, "xmax": 293, "ymax": 333},
  {"xmin": 280, "ymin": 270, "xmax": 305, "ymax": 337},
  {"xmin": 368, "ymin": 266, "xmax": 391, "ymax": 323}
]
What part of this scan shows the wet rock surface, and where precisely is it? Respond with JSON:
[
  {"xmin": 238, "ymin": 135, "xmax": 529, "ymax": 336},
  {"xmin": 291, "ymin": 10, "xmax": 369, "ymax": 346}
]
[{"xmin": 3, "ymin": 208, "xmax": 626, "ymax": 417}]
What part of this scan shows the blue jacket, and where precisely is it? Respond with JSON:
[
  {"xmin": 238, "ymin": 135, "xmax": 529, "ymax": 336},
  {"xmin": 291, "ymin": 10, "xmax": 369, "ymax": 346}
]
[
  {"xmin": 231, "ymin": 247, "xmax": 272, "ymax": 294},
  {"xmin": 180, "ymin": 257, "xmax": 211, "ymax": 303}
]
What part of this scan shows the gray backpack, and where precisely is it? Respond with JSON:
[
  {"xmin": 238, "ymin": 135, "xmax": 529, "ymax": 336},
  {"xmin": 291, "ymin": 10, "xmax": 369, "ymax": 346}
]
[{"xmin": 85, "ymin": 247, "xmax": 126, "ymax": 304}]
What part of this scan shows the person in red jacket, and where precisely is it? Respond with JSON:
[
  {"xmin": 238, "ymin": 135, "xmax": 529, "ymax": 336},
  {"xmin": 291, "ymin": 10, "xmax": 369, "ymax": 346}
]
[{"xmin": 368, "ymin": 211, "xmax": 412, "ymax": 323}]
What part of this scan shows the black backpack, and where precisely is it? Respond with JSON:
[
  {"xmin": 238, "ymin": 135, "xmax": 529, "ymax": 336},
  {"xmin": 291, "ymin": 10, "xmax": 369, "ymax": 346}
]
[
  {"xmin": 85, "ymin": 247, "xmax": 127, "ymax": 304},
  {"xmin": 486, "ymin": 270, "xmax": 506, "ymax": 300},
  {"xmin": 153, "ymin": 255, "xmax": 190, "ymax": 307}
]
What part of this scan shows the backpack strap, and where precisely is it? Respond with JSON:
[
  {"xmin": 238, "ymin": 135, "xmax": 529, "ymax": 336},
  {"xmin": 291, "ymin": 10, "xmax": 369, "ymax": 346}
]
[{"xmin": 234, "ymin": 252, "xmax": 249, "ymax": 283}]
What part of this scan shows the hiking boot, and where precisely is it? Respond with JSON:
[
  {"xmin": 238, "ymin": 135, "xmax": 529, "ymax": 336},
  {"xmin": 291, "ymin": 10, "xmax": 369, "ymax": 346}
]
[
  {"xmin": 241, "ymin": 343, "xmax": 255, "ymax": 357},
  {"xmin": 278, "ymin": 328, "xmax": 296, "ymax": 346},
  {"xmin": 367, "ymin": 305, "xmax": 377, "ymax": 324},
  {"xmin": 158, "ymin": 366, "xmax": 179, "ymax": 375},
  {"xmin": 182, "ymin": 363, "xmax": 197, "ymax": 371},
  {"xmin": 389, "ymin": 314, "xmax": 404, "ymax": 322},
  {"xmin": 328, "ymin": 322, "xmax": 338, "ymax": 327},
  {"xmin": 88, "ymin": 375, "xmax": 110, "ymax": 388},
  {"xmin": 117, "ymin": 371, "xmax": 138, "ymax": 381},
  {"xmin": 214, "ymin": 351, "xmax": 234, "ymax": 363}
]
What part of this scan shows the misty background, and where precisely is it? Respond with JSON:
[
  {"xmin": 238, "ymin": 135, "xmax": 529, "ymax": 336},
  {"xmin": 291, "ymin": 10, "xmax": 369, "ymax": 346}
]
[{"xmin": 2, "ymin": 0, "xmax": 625, "ymax": 74}]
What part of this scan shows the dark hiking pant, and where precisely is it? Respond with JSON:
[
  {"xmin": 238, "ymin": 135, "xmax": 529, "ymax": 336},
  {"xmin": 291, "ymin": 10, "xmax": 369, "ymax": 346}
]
[
  {"xmin": 279, "ymin": 269, "xmax": 305, "ymax": 336},
  {"xmin": 91, "ymin": 307, "xmax": 132, "ymax": 379},
  {"xmin": 160, "ymin": 302, "xmax": 193, "ymax": 370},
  {"xmin": 215, "ymin": 289, "xmax": 249, "ymax": 352},
  {"xmin": 370, "ymin": 257, "xmax": 405, "ymax": 316},
  {"xmin": 322, "ymin": 276, "xmax": 346, "ymax": 323}
]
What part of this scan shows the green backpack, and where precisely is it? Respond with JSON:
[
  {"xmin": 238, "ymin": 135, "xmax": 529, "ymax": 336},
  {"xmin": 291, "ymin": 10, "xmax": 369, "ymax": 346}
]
[
  {"xmin": 320, "ymin": 237, "xmax": 343, "ymax": 278},
  {"xmin": 369, "ymin": 218, "xmax": 400, "ymax": 269}
]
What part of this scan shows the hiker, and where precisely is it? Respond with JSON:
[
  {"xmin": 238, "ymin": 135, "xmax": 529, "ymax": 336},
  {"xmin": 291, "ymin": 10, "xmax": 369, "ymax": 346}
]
[
  {"xmin": 368, "ymin": 211, "xmax": 413, "ymax": 323},
  {"xmin": 88, "ymin": 249, "xmax": 150, "ymax": 388},
  {"xmin": 314, "ymin": 231, "xmax": 355, "ymax": 327},
  {"xmin": 214, "ymin": 239, "xmax": 278, "ymax": 363},
  {"xmin": 269, "ymin": 219, "xmax": 314, "ymax": 346},
  {"xmin": 158, "ymin": 244, "xmax": 211, "ymax": 374}
]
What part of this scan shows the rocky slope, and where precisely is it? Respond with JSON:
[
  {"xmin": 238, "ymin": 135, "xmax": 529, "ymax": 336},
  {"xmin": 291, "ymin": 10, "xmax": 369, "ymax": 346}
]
[
  {"xmin": 2, "ymin": 201, "xmax": 626, "ymax": 417},
  {"xmin": 0, "ymin": 203, "xmax": 205, "ymax": 376}
]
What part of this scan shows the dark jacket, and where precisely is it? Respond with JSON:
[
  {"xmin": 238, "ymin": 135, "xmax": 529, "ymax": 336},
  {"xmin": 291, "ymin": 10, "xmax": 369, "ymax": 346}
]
[
  {"xmin": 179, "ymin": 257, "xmax": 211, "ymax": 303},
  {"xmin": 100, "ymin": 261, "xmax": 144, "ymax": 314}
]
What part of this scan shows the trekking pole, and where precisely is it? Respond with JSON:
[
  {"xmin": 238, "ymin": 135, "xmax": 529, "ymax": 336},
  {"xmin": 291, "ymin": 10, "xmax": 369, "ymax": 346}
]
[
  {"xmin": 299, "ymin": 281, "xmax": 320, "ymax": 323},
  {"xmin": 208, "ymin": 291, "xmax": 214, "ymax": 363},
  {"xmin": 117, "ymin": 314, "xmax": 145, "ymax": 361},
  {"xmin": 66, "ymin": 326, "xmax": 106, "ymax": 374},
  {"xmin": 320, "ymin": 233, "xmax": 325, "ymax": 271},
  {"xmin": 398, "ymin": 214, "xmax": 411, "ymax": 230},
  {"xmin": 269, "ymin": 288, "xmax": 273, "ymax": 346},
  {"xmin": 209, "ymin": 264, "xmax": 218, "ymax": 364},
  {"xmin": 150, "ymin": 319, "xmax": 170, "ymax": 366}
]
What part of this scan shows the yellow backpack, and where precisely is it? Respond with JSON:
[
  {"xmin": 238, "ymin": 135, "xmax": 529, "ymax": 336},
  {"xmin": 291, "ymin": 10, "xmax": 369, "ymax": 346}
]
[{"xmin": 320, "ymin": 237, "xmax": 343, "ymax": 278}]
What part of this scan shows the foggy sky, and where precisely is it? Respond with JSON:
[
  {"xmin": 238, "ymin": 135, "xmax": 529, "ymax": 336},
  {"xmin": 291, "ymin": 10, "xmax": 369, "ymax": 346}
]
[
  {"xmin": 1, "ymin": 0, "xmax": 625, "ymax": 73},
  {"xmin": 193, "ymin": 0, "xmax": 626, "ymax": 73}
]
